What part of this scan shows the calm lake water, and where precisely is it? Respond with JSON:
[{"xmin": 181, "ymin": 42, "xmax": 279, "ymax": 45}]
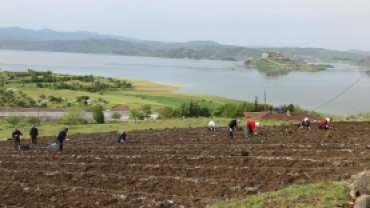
[{"xmin": 0, "ymin": 49, "xmax": 369, "ymax": 116}]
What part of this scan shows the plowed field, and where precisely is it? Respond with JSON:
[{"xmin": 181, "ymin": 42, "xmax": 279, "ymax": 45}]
[{"xmin": 0, "ymin": 122, "xmax": 369, "ymax": 208}]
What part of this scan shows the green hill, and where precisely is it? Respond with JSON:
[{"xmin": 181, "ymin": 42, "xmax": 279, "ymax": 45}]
[
  {"xmin": 0, "ymin": 39, "xmax": 363, "ymax": 63},
  {"xmin": 247, "ymin": 53, "xmax": 333, "ymax": 76}
]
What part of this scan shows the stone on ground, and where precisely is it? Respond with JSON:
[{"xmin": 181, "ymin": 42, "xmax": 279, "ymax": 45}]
[{"xmin": 354, "ymin": 195, "xmax": 370, "ymax": 208}]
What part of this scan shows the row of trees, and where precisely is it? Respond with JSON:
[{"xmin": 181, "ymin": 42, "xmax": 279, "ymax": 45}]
[
  {"xmin": 36, "ymin": 80, "xmax": 132, "ymax": 92},
  {"xmin": 0, "ymin": 90, "xmax": 47, "ymax": 108},
  {"xmin": 157, "ymin": 101, "xmax": 303, "ymax": 119},
  {"xmin": 3, "ymin": 70, "xmax": 133, "ymax": 93},
  {"xmin": 158, "ymin": 101, "xmax": 211, "ymax": 119}
]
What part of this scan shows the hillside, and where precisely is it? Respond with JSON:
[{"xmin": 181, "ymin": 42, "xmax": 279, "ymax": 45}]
[
  {"xmin": 356, "ymin": 57, "xmax": 370, "ymax": 67},
  {"xmin": 347, "ymin": 49, "xmax": 370, "ymax": 56},
  {"xmin": 258, "ymin": 47, "xmax": 361, "ymax": 63},
  {"xmin": 0, "ymin": 39, "xmax": 261, "ymax": 60},
  {"xmin": 246, "ymin": 52, "xmax": 333, "ymax": 76}
]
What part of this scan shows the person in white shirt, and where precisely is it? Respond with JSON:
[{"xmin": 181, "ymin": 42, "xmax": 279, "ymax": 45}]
[{"xmin": 208, "ymin": 120, "xmax": 216, "ymax": 131}]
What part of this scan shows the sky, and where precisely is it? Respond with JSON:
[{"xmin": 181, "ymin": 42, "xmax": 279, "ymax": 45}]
[{"xmin": 1, "ymin": 0, "xmax": 369, "ymax": 50}]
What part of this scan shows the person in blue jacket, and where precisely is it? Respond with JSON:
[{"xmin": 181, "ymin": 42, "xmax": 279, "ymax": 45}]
[{"xmin": 57, "ymin": 128, "xmax": 68, "ymax": 152}]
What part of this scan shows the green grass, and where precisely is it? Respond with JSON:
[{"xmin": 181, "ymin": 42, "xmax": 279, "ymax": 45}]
[
  {"xmin": 4, "ymin": 77, "xmax": 244, "ymax": 111},
  {"xmin": 0, "ymin": 118, "xmax": 285, "ymax": 140},
  {"xmin": 208, "ymin": 181, "xmax": 347, "ymax": 208}
]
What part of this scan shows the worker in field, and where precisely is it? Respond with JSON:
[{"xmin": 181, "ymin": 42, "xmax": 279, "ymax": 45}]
[
  {"xmin": 29, "ymin": 125, "xmax": 39, "ymax": 146},
  {"xmin": 319, "ymin": 117, "xmax": 331, "ymax": 130},
  {"xmin": 227, "ymin": 119, "xmax": 240, "ymax": 139},
  {"xmin": 12, "ymin": 128, "xmax": 23, "ymax": 151},
  {"xmin": 245, "ymin": 120, "xmax": 259, "ymax": 137},
  {"xmin": 208, "ymin": 120, "xmax": 216, "ymax": 131},
  {"xmin": 298, "ymin": 117, "xmax": 311, "ymax": 129},
  {"xmin": 117, "ymin": 130, "xmax": 127, "ymax": 143},
  {"xmin": 57, "ymin": 127, "xmax": 68, "ymax": 152}
]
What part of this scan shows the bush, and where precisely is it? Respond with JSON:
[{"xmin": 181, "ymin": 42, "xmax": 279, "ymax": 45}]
[
  {"xmin": 25, "ymin": 116, "xmax": 40, "ymax": 125},
  {"xmin": 59, "ymin": 110, "xmax": 88, "ymax": 125},
  {"xmin": 6, "ymin": 116, "xmax": 21, "ymax": 127},
  {"xmin": 92, "ymin": 104, "xmax": 105, "ymax": 124}
]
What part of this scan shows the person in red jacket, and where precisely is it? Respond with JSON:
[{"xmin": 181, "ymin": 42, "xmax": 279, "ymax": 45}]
[
  {"xmin": 245, "ymin": 120, "xmax": 259, "ymax": 137},
  {"xmin": 319, "ymin": 117, "xmax": 331, "ymax": 130}
]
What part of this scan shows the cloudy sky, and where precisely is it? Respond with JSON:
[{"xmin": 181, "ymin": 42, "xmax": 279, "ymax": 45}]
[{"xmin": 1, "ymin": 0, "xmax": 369, "ymax": 50}]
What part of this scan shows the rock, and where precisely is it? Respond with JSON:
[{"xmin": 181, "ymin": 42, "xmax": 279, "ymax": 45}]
[
  {"xmin": 354, "ymin": 195, "xmax": 370, "ymax": 208},
  {"xmin": 335, "ymin": 200, "xmax": 344, "ymax": 207},
  {"xmin": 50, "ymin": 196, "xmax": 56, "ymax": 202},
  {"xmin": 351, "ymin": 190, "xmax": 360, "ymax": 201},
  {"xmin": 354, "ymin": 172, "xmax": 370, "ymax": 195},
  {"xmin": 345, "ymin": 201, "xmax": 355, "ymax": 208}
]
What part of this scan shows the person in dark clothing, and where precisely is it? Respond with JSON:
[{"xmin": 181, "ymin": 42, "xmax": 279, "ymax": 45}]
[
  {"xmin": 12, "ymin": 128, "xmax": 23, "ymax": 151},
  {"xmin": 29, "ymin": 125, "xmax": 39, "ymax": 146},
  {"xmin": 117, "ymin": 130, "xmax": 127, "ymax": 143},
  {"xmin": 298, "ymin": 117, "xmax": 311, "ymax": 129},
  {"xmin": 56, "ymin": 128, "xmax": 68, "ymax": 152},
  {"xmin": 227, "ymin": 119, "xmax": 240, "ymax": 139}
]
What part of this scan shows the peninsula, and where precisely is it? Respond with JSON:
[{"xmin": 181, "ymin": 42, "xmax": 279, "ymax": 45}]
[{"xmin": 245, "ymin": 52, "xmax": 333, "ymax": 76}]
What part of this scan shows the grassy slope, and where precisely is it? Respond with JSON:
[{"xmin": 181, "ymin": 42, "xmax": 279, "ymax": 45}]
[
  {"xmin": 209, "ymin": 182, "xmax": 347, "ymax": 208},
  {"xmin": 5, "ymin": 78, "xmax": 242, "ymax": 111}
]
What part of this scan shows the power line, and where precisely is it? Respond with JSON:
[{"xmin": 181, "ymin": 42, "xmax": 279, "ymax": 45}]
[{"xmin": 312, "ymin": 71, "xmax": 369, "ymax": 111}]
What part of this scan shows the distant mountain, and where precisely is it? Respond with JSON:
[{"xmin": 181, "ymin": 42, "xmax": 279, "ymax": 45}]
[
  {"xmin": 0, "ymin": 27, "xmax": 143, "ymax": 42},
  {"xmin": 0, "ymin": 39, "xmax": 258, "ymax": 60},
  {"xmin": 0, "ymin": 27, "xmax": 220, "ymax": 48},
  {"xmin": 0, "ymin": 27, "xmax": 363, "ymax": 62},
  {"xmin": 347, "ymin": 49, "xmax": 370, "ymax": 56}
]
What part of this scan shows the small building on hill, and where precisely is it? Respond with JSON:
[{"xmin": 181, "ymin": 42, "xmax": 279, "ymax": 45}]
[{"xmin": 261, "ymin": 52, "xmax": 282, "ymax": 58}]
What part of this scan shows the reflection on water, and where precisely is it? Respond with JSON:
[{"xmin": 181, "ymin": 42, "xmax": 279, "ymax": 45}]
[{"xmin": 0, "ymin": 49, "xmax": 369, "ymax": 116}]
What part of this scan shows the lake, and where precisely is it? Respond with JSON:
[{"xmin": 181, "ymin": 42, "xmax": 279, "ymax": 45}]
[{"xmin": 0, "ymin": 49, "xmax": 369, "ymax": 116}]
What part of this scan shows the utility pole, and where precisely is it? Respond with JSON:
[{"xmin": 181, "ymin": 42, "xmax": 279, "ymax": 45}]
[
  {"xmin": 264, "ymin": 90, "xmax": 267, "ymax": 111},
  {"xmin": 254, "ymin": 96, "xmax": 258, "ymax": 112}
]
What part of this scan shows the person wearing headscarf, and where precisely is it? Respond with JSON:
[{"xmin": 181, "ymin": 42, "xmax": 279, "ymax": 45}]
[
  {"xmin": 298, "ymin": 117, "xmax": 311, "ymax": 129},
  {"xmin": 246, "ymin": 120, "xmax": 260, "ymax": 137},
  {"xmin": 208, "ymin": 120, "xmax": 216, "ymax": 131},
  {"xmin": 319, "ymin": 117, "xmax": 331, "ymax": 130}
]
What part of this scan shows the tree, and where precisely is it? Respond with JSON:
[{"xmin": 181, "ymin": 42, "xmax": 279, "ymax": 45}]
[
  {"xmin": 158, "ymin": 106, "xmax": 175, "ymax": 119},
  {"xmin": 6, "ymin": 116, "xmax": 21, "ymax": 127},
  {"xmin": 141, "ymin": 105, "xmax": 152, "ymax": 120},
  {"xmin": 92, "ymin": 104, "xmax": 105, "ymax": 124},
  {"xmin": 25, "ymin": 116, "xmax": 40, "ymax": 125},
  {"xmin": 111, "ymin": 112, "xmax": 121, "ymax": 122},
  {"xmin": 59, "ymin": 109, "xmax": 87, "ymax": 125},
  {"xmin": 130, "ymin": 109, "xmax": 144, "ymax": 122}
]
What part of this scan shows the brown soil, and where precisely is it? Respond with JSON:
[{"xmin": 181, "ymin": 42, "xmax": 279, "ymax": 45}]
[
  {"xmin": 111, "ymin": 104, "xmax": 130, "ymax": 110},
  {"xmin": 0, "ymin": 121, "xmax": 369, "ymax": 207}
]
